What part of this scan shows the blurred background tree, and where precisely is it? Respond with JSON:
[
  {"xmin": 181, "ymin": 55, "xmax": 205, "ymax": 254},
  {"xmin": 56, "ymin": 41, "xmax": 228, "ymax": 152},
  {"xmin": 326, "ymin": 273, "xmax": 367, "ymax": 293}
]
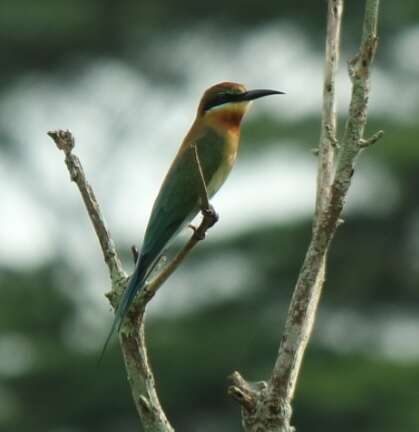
[{"xmin": 1, "ymin": 1, "xmax": 419, "ymax": 431}]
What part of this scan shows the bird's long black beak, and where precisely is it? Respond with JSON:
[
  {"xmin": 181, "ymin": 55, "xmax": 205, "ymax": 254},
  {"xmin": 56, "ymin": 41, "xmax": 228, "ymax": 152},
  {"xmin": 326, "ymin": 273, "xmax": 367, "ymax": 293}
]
[{"xmin": 239, "ymin": 89, "xmax": 285, "ymax": 102}]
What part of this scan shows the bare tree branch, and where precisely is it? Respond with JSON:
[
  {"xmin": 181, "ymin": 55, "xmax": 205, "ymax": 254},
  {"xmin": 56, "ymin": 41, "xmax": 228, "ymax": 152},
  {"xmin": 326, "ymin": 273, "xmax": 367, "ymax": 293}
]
[
  {"xmin": 229, "ymin": 1, "xmax": 383, "ymax": 431},
  {"xmin": 270, "ymin": 0, "xmax": 343, "ymax": 403},
  {"xmin": 48, "ymin": 129, "xmax": 174, "ymax": 432},
  {"xmin": 119, "ymin": 314, "xmax": 174, "ymax": 432},
  {"xmin": 315, "ymin": 0, "xmax": 342, "ymax": 217},
  {"xmin": 49, "ymin": 128, "xmax": 219, "ymax": 432},
  {"xmin": 47, "ymin": 130, "xmax": 126, "ymax": 287}
]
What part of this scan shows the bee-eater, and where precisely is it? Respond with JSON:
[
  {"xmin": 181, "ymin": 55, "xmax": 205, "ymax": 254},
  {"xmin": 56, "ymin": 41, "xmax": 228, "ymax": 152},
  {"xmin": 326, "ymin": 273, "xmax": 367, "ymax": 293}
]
[{"xmin": 105, "ymin": 82, "xmax": 283, "ymax": 347}]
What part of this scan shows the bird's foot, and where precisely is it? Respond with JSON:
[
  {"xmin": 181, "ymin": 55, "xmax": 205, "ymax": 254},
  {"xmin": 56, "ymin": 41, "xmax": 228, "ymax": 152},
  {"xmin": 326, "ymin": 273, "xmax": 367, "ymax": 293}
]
[
  {"xmin": 189, "ymin": 205, "xmax": 219, "ymax": 241},
  {"xmin": 202, "ymin": 204, "xmax": 219, "ymax": 228}
]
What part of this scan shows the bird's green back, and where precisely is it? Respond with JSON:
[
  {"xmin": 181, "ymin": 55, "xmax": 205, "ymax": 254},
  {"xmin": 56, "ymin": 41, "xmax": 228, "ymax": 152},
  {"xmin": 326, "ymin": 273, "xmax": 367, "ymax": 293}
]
[{"xmin": 141, "ymin": 127, "xmax": 234, "ymax": 263}]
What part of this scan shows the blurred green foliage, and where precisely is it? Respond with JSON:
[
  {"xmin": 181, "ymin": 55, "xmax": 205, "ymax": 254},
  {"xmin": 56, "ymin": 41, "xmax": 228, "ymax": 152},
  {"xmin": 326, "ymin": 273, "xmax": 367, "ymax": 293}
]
[
  {"xmin": 2, "ymin": 209, "xmax": 419, "ymax": 431},
  {"xmin": 0, "ymin": 0, "xmax": 416, "ymax": 82}
]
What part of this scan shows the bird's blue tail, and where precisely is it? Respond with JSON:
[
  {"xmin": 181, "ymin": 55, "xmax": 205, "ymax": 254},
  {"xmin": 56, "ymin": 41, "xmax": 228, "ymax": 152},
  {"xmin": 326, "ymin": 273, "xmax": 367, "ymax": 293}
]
[{"xmin": 98, "ymin": 257, "xmax": 149, "ymax": 364}]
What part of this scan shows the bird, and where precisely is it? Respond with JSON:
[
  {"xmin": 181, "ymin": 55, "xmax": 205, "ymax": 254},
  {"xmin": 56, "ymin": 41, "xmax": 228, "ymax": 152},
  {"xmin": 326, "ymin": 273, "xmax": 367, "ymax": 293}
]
[{"xmin": 103, "ymin": 81, "xmax": 284, "ymax": 352}]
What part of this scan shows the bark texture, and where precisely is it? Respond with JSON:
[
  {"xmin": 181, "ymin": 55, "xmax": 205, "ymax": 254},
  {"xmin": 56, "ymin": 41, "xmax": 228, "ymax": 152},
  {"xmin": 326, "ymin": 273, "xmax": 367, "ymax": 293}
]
[{"xmin": 228, "ymin": 1, "xmax": 382, "ymax": 430}]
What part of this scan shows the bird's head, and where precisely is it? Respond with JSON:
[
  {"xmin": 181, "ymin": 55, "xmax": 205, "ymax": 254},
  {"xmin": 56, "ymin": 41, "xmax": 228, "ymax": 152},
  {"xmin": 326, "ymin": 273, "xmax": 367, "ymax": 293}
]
[{"xmin": 198, "ymin": 82, "xmax": 284, "ymax": 130}]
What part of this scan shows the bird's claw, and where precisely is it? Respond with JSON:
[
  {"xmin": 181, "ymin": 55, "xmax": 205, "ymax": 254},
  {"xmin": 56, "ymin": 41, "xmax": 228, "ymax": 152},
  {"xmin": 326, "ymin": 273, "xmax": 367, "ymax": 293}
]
[
  {"xmin": 188, "ymin": 206, "xmax": 219, "ymax": 241},
  {"xmin": 202, "ymin": 205, "xmax": 219, "ymax": 228}
]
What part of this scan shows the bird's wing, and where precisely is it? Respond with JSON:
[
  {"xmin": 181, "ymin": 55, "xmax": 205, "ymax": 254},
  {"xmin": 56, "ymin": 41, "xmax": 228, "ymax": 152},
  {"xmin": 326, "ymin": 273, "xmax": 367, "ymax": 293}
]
[
  {"xmin": 140, "ymin": 127, "xmax": 225, "ymax": 263},
  {"xmin": 98, "ymin": 127, "xmax": 229, "ymax": 358}
]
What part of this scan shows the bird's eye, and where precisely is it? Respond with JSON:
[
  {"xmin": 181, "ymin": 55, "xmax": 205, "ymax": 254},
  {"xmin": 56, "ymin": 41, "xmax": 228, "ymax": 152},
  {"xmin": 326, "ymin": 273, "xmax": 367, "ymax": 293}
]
[
  {"xmin": 204, "ymin": 93, "xmax": 229, "ymax": 111},
  {"xmin": 203, "ymin": 90, "xmax": 246, "ymax": 112}
]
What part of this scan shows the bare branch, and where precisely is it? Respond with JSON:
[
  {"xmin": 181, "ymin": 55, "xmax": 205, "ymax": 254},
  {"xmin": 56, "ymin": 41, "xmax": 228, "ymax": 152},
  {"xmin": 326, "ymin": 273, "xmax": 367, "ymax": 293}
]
[
  {"xmin": 49, "ymin": 129, "xmax": 174, "ymax": 432},
  {"xmin": 315, "ymin": 0, "xmax": 343, "ymax": 218},
  {"xmin": 229, "ymin": 1, "xmax": 382, "ymax": 430},
  {"xmin": 271, "ymin": 0, "xmax": 380, "ymax": 424},
  {"xmin": 269, "ymin": 0, "xmax": 344, "ymax": 405},
  {"xmin": 48, "ymin": 130, "xmax": 126, "ymax": 287},
  {"xmin": 120, "ymin": 315, "xmax": 174, "ymax": 432},
  {"xmin": 140, "ymin": 208, "xmax": 217, "ymax": 302},
  {"xmin": 49, "ymin": 128, "xmax": 220, "ymax": 431}
]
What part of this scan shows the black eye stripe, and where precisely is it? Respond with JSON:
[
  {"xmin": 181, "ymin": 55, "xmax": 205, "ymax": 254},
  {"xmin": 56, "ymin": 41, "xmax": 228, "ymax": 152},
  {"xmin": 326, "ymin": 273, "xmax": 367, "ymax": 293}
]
[{"xmin": 204, "ymin": 92, "xmax": 243, "ymax": 111}]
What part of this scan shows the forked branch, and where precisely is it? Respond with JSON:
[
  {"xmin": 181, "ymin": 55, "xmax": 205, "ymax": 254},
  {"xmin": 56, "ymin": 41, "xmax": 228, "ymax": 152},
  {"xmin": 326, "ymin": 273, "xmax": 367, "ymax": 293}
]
[
  {"xmin": 229, "ymin": 1, "xmax": 383, "ymax": 431},
  {"xmin": 49, "ymin": 129, "xmax": 218, "ymax": 432}
]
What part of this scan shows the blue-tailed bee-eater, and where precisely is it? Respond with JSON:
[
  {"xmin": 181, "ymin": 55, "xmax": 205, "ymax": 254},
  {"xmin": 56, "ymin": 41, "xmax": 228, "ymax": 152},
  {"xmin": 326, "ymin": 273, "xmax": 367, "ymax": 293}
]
[{"xmin": 105, "ymin": 81, "xmax": 283, "ymax": 346}]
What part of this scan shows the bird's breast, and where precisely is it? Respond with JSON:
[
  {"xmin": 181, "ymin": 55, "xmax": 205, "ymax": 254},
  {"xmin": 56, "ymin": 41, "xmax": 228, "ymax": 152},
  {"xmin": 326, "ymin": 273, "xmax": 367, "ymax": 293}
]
[
  {"xmin": 203, "ymin": 128, "xmax": 240, "ymax": 198},
  {"xmin": 205, "ymin": 101, "xmax": 249, "ymax": 132}
]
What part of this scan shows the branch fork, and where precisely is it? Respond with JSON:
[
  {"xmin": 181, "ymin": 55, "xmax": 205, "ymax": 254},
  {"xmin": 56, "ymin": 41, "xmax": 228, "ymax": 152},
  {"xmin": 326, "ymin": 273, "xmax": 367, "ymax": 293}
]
[
  {"xmin": 49, "ymin": 127, "xmax": 218, "ymax": 432},
  {"xmin": 228, "ymin": 1, "xmax": 382, "ymax": 431}
]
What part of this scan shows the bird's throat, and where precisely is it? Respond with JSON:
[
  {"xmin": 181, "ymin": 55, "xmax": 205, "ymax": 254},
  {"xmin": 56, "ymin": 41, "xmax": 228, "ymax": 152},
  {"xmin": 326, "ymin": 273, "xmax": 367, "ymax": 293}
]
[
  {"xmin": 206, "ymin": 102, "xmax": 249, "ymax": 132},
  {"xmin": 214, "ymin": 111, "xmax": 243, "ymax": 131}
]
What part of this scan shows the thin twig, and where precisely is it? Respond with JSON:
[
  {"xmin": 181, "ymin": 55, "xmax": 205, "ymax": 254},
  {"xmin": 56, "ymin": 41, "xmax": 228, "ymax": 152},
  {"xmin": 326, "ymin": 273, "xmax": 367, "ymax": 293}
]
[
  {"xmin": 47, "ymin": 130, "xmax": 126, "ymax": 287},
  {"xmin": 140, "ymin": 211, "xmax": 217, "ymax": 302},
  {"xmin": 315, "ymin": 0, "xmax": 343, "ymax": 218},
  {"xmin": 193, "ymin": 144, "xmax": 211, "ymax": 210}
]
